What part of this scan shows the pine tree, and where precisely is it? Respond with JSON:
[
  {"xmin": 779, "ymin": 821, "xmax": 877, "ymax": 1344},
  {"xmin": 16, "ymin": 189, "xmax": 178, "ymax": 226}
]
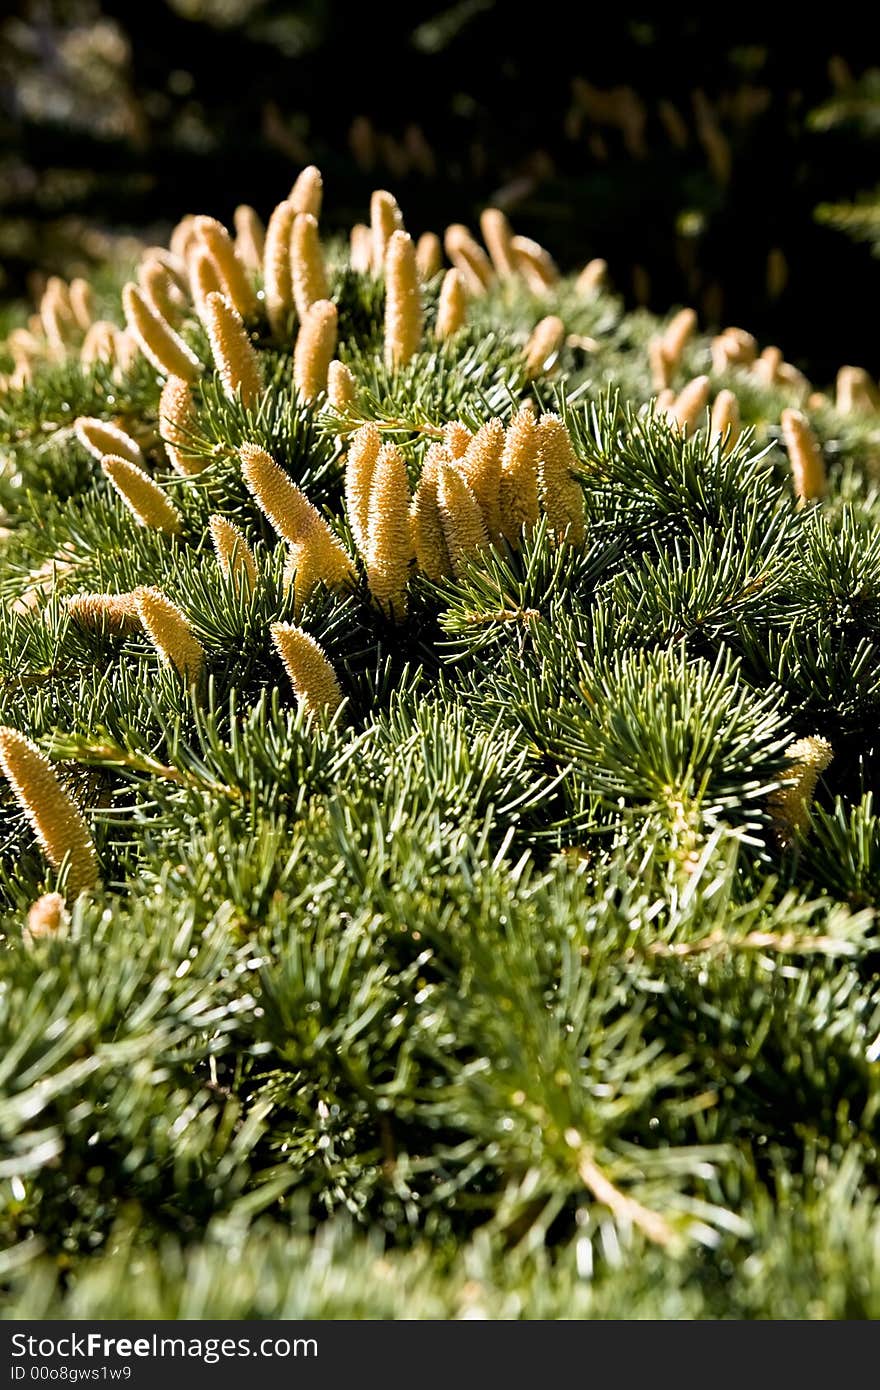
[{"xmin": 2, "ymin": 168, "xmax": 880, "ymax": 1322}]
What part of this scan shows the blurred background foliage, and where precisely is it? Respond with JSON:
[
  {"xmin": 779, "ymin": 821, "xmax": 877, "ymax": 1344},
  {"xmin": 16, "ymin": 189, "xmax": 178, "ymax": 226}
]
[{"xmin": 0, "ymin": 1, "xmax": 878, "ymax": 381}]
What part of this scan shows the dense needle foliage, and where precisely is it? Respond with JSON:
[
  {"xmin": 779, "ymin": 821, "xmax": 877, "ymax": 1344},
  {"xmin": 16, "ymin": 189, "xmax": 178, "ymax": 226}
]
[{"xmin": 1, "ymin": 179, "xmax": 880, "ymax": 1319}]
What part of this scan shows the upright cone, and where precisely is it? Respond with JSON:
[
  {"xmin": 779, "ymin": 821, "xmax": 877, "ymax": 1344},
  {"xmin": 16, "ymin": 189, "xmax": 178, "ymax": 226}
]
[
  {"xmin": 365, "ymin": 442, "xmax": 413, "ymax": 618},
  {"xmin": 271, "ymin": 623, "xmax": 342, "ymax": 720},
  {"xmin": 384, "ymin": 231, "xmax": 422, "ymax": 369},
  {"xmin": 0, "ymin": 727, "xmax": 98, "ymax": 895}
]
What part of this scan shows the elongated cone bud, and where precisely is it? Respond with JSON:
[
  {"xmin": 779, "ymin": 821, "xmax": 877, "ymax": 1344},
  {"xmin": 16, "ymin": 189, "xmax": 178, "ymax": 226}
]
[
  {"xmin": 384, "ymin": 231, "xmax": 422, "ymax": 370},
  {"xmin": 271, "ymin": 623, "xmax": 342, "ymax": 720},
  {"xmin": 327, "ymin": 360, "xmax": 357, "ymax": 414},
  {"xmin": 499, "ymin": 405, "xmax": 540, "ymax": 544},
  {"xmin": 240, "ymin": 442, "xmax": 353, "ymax": 606},
  {"xmin": 240, "ymin": 442, "xmax": 319, "ymax": 542},
  {"xmin": 122, "ymin": 283, "xmax": 201, "ymax": 383},
  {"xmin": 281, "ymin": 538, "xmax": 354, "ymax": 615},
  {"xmin": 712, "ymin": 327, "xmax": 758, "ymax": 372},
  {"xmin": 710, "ymin": 389, "xmax": 740, "ymax": 453},
  {"xmin": 293, "ymin": 299, "xmax": 337, "ymax": 401},
  {"xmin": 233, "ymin": 205, "xmax": 265, "ymax": 274},
  {"xmin": 771, "ymin": 735, "xmax": 833, "ymax": 840},
  {"xmin": 836, "ymin": 366, "xmax": 879, "ymax": 415},
  {"xmin": 40, "ymin": 280, "xmax": 72, "ymax": 359},
  {"xmin": 9, "ymin": 329, "xmax": 40, "ymax": 382},
  {"xmin": 159, "ymin": 375, "xmax": 207, "ymax": 476},
  {"xmin": 371, "ymin": 190, "xmax": 404, "ymax": 275},
  {"xmin": 511, "ymin": 235, "xmax": 559, "ymax": 292},
  {"xmin": 46, "ymin": 275, "xmax": 75, "ymax": 321},
  {"xmin": 654, "ymin": 389, "xmax": 676, "ymax": 415},
  {"xmin": 710, "ymin": 334, "xmax": 736, "ymax": 374},
  {"xmin": 170, "ymin": 214, "xmax": 197, "ymax": 263},
  {"xmin": 9, "ymin": 342, "xmax": 34, "ymax": 378},
  {"xmin": 536, "ymin": 414, "xmax": 586, "ymax": 545},
  {"xmin": 193, "ymin": 215, "xmax": 256, "ymax": 320},
  {"xmin": 138, "ymin": 257, "xmax": 184, "ymax": 324},
  {"xmin": 117, "ymin": 330, "xmax": 142, "ymax": 378},
  {"xmin": 203, "ymin": 292, "xmax": 262, "ymax": 407},
  {"xmin": 365, "ymin": 442, "xmax": 413, "ymax": 618},
  {"xmin": 436, "ymin": 268, "xmax": 468, "ymax": 340},
  {"xmin": 576, "ymin": 259, "xmax": 607, "ymax": 296},
  {"xmin": 209, "ymin": 514, "xmax": 257, "ymax": 591},
  {"xmin": 444, "ymin": 224, "xmax": 493, "ymax": 295},
  {"xmin": 142, "ymin": 247, "xmax": 188, "ymax": 295},
  {"xmin": 777, "ymin": 361, "xmax": 810, "ymax": 403},
  {"xmin": 66, "ymin": 591, "xmax": 140, "ymax": 636},
  {"xmin": 730, "ymin": 328, "xmax": 759, "ymax": 362},
  {"xmin": 68, "ymin": 278, "xmax": 93, "ymax": 332},
  {"xmin": 345, "ymin": 423, "xmax": 381, "ymax": 553},
  {"xmin": 25, "ymin": 891, "xmax": 69, "ymax": 944},
  {"xmin": 754, "ymin": 345, "xmax": 783, "ymax": 386},
  {"xmin": 661, "ymin": 308, "xmax": 697, "ymax": 371},
  {"xmin": 111, "ymin": 329, "xmax": 140, "ymax": 378},
  {"xmin": 443, "ymin": 421, "xmax": 472, "ymax": 459},
  {"xmin": 9, "ymin": 326, "xmax": 41, "ymax": 357},
  {"xmin": 524, "ymin": 316, "xmax": 565, "ymax": 379},
  {"xmin": 291, "ymin": 165, "xmax": 323, "ymax": 218},
  {"xmin": 291, "ymin": 213, "xmax": 328, "ymax": 319},
  {"xmin": 350, "ymin": 223, "xmax": 373, "ymax": 273},
  {"xmin": 670, "ymin": 375, "xmax": 711, "ymax": 436},
  {"xmin": 460, "ymin": 419, "xmax": 504, "ymax": 541},
  {"xmin": 410, "ymin": 445, "xmax": 452, "ymax": 580},
  {"xmin": 80, "ymin": 320, "xmax": 118, "ymax": 367},
  {"xmin": 74, "ymin": 416, "xmax": 143, "ymax": 466},
  {"xmin": 102, "ymin": 455, "xmax": 182, "ymax": 534},
  {"xmin": 0, "ymin": 727, "xmax": 98, "ymax": 896},
  {"xmin": 415, "ymin": 232, "xmax": 442, "ymax": 280},
  {"xmin": 135, "ymin": 586, "xmax": 205, "ymax": 683},
  {"xmin": 437, "ymin": 461, "xmax": 489, "ymax": 575},
  {"xmin": 649, "ymin": 337, "xmax": 672, "ymax": 390},
  {"xmin": 480, "ymin": 208, "xmax": 516, "ymax": 279},
  {"xmin": 188, "ymin": 247, "xmax": 225, "ymax": 321},
  {"xmin": 781, "ymin": 408, "xmax": 826, "ymax": 502},
  {"xmin": 263, "ymin": 199, "xmax": 297, "ymax": 338}
]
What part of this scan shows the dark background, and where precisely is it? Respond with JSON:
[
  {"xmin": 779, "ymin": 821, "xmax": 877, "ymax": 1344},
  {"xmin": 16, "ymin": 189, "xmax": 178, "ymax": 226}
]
[{"xmin": 1, "ymin": 1, "xmax": 878, "ymax": 381}]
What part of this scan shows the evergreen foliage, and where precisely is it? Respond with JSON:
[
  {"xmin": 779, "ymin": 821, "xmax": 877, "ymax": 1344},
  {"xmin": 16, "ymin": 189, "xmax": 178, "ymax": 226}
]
[{"xmin": 1, "ymin": 173, "xmax": 880, "ymax": 1320}]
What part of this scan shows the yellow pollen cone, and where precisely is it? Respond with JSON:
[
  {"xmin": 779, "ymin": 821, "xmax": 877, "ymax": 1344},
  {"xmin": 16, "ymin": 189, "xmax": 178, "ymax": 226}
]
[
  {"xmin": 203, "ymin": 292, "xmax": 262, "ymax": 407},
  {"xmin": 0, "ymin": 727, "xmax": 98, "ymax": 896},
  {"xmin": 102, "ymin": 455, "xmax": 182, "ymax": 534},
  {"xmin": 209, "ymin": 515, "xmax": 257, "ymax": 591},
  {"xmin": 122, "ymin": 283, "xmax": 201, "ymax": 383},
  {"xmin": 271, "ymin": 623, "xmax": 342, "ymax": 720},
  {"xmin": 134, "ymin": 586, "xmax": 205, "ymax": 683},
  {"xmin": 365, "ymin": 442, "xmax": 413, "ymax": 618},
  {"xmin": 536, "ymin": 414, "xmax": 586, "ymax": 545}
]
